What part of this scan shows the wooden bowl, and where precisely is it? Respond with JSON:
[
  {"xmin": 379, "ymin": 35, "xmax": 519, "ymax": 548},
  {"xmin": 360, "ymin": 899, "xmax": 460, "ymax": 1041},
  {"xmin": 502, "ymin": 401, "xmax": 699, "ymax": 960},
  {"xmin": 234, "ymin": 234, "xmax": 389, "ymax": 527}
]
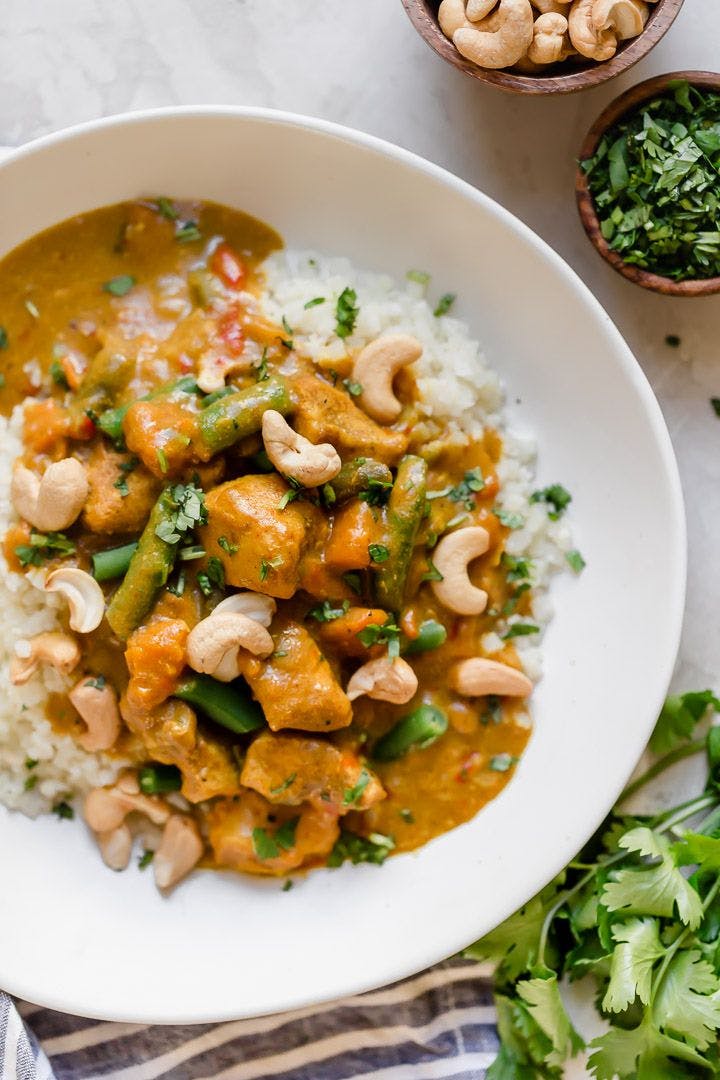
[
  {"xmin": 576, "ymin": 71, "xmax": 720, "ymax": 296},
  {"xmin": 400, "ymin": 0, "xmax": 684, "ymax": 95}
]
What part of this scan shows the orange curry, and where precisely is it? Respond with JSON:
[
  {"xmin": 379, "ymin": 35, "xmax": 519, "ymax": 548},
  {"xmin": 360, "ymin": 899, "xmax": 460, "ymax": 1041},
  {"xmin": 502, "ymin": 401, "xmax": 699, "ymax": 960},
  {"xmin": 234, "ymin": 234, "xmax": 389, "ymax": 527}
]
[{"xmin": 0, "ymin": 198, "xmax": 533, "ymax": 887}]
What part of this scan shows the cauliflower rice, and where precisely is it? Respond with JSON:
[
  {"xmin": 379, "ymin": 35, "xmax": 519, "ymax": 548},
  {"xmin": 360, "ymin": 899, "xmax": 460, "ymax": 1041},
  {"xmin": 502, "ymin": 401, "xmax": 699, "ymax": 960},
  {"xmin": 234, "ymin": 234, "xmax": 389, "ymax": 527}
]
[{"xmin": 0, "ymin": 250, "xmax": 572, "ymax": 816}]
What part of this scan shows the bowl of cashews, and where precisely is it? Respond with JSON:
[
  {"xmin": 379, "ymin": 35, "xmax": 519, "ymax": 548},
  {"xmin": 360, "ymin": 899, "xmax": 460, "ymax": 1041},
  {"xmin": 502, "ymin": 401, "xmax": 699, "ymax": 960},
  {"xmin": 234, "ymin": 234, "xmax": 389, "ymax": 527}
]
[{"xmin": 401, "ymin": 0, "xmax": 684, "ymax": 93}]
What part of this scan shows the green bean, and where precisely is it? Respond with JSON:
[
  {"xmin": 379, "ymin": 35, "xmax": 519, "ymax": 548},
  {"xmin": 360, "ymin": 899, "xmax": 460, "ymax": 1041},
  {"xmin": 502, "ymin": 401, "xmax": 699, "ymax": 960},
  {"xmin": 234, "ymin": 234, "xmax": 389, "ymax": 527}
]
[
  {"xmin": 201, "ymin": 386, "xmax": 235, "ymax": 408},
  {"xmin": 198, "ymin": 376, "xmax": 292, "ymax": 455},
  {"xmin": 174, "ymin": 674, "xmax": 265, "ymax": 735},
  {"xmin": 106, "ymin": 489, "xmax": 179, "ymax": 640},
  {"xmin": 97, "ymin": 376, "xmax": 199, "ymax": 442},
  {"xmin": 372, "ymin": 705, "xmax": 448, "ymax": 762},
  {"xmin": 325, "ymin": 458, "xmax": 393, "ymax": 506},
  {"xmin": 76, "ymin": 351, "xmax": 135, "ymax": 413},
  {"xmin": 374, "ymin": 455, "xmax": 428, "ymax": 611},
  {"xmin": 91, "ymin": 541, "xmax": 138, "ymax": 582},
  {"xmin": 402, "ymin": 619, "xmax": 447, "ymax": 655},
  {"xmin": 138, "ymin": 764, "xmax": 182, "ymax": 794}
]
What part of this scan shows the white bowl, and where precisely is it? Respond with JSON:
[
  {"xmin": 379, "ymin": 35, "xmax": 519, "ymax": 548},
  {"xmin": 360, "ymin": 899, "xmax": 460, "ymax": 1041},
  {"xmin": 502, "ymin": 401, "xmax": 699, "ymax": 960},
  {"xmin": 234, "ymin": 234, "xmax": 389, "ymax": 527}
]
[{"xmin": 0, "ymin": 108, "xmax": 685, "ymax": 1024}]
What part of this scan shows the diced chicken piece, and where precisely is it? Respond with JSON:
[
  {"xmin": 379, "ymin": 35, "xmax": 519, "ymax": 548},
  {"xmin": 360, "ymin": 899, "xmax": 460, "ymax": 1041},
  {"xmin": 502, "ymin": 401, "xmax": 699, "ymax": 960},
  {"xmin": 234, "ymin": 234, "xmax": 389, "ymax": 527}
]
[
  {"xmin": 199, "ymin": 474, "xmax": 327, "ymax": 599},
  {"xmin": 82, "ymin": 441, "xmax": 161, "ymax": 534},
  {"xmin": 125, "ymin": 617, "xmax": 189, "ymax": 713},
  {"xmin": 242, "ymin": 731, "xmax": 385, "ymax": 813},
  {"xmin": 239, "ymin": 615, "xmax": 353, "ymax": 732},
  {"xmin": 124, "ymin": 399, "xmax": 200, "ymax": 478},
  {"xmin": 207, "ymin": 790, "xmax": 340, "ymax": 876},
  {"xmin": 121, "ymin": 696, "xmax": 241, "ymax": 803},
  {"xmin": 291, "ymin": 374, "xmax": 408, "ymax": 466}
]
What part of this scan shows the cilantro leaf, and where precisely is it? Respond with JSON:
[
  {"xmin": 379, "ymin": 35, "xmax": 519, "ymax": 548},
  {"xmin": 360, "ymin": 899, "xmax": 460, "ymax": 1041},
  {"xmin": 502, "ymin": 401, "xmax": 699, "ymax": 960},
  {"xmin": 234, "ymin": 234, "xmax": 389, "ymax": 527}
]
[
  {"xmin": 516, "ymin": 974, "xmax": 584, "ymax": 1068},
  {"xmin": 588, "ymin": 1012, "xmax": 709, "ymax": 1079},
  {"xmin": 652, "ymin": 949, "xmax": 720, "ymax": 1050},
  {"xmin": 602, "ymin": 918, "xmax": 664, "ymax": 1012},
  {"xmin": 335, "ymin": 287, "xmax": 359, "ymax": 340},
  {"xmin": 103, "ymin": 274, "xmax": 135, "ymax": 297},
  {"xmin": 649, "ymin": 690, "xmax": 720, "ymax": 754},
  {"xmin": 530, "ymin": 484, "xmax": 572, "ymax": 520},
  {"xmin": 327, "ymin": 830, "xmax": 394, "ymax": 867},
  {"xmin": 465, "ymin": 890, "xmax": 553, "ymax": 982},
  {"xmin": 602, "ymin": 827, "xmax": 703, "ymax": 929}
]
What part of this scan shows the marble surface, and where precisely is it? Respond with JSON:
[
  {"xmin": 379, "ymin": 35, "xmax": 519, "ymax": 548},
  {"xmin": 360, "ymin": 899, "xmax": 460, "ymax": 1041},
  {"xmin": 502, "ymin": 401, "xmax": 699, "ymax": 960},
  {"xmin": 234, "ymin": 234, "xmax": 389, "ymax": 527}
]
[{"xmin": 1, "ymin": 0, "xmax": 720, "ymax": 1070}]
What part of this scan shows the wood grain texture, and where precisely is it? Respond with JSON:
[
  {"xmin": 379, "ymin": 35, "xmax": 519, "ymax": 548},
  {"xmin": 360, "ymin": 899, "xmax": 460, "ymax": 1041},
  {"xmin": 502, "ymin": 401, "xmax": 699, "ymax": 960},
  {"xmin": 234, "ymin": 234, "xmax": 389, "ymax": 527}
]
[
  {"xmin": 399, "ymin": 0, "xmax": 685, "ymax": 95},
  {"xmin": 576, "ymin": 71, "xmax": 720, "ymax": 297}
]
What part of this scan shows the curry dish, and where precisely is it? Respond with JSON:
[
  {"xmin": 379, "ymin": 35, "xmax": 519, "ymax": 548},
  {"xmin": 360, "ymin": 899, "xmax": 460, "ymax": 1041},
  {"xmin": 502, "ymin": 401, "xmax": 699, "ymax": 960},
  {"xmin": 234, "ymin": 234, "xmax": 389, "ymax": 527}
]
[{"xmin": 0, "ymin": 198, "xmax": 537, "ymax": 889}]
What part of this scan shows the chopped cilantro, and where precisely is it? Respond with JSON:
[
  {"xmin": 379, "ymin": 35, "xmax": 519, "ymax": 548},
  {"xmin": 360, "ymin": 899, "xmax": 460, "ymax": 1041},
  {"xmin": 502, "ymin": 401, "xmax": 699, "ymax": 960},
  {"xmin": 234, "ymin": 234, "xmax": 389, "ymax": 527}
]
[
  {"xmin": 282, "ymin": 879, "xmax": 294, "ymax": 891},
  {"xmin": 489, "ymin": 753, "xmax": 518, "ymax": 772},
  {"xmin": 494, "ymin": 508, "xmax": 524, "ymax": 529},
  {"xmin": 252, "ymin": 828, "xmax": 279, "ymax": 861},
  {"xmin": 566, "ymin": 549, "xmax": 586, "ymax": 573},
  {"xmin": 217, "ymin": 535, "xmax": 238, "ymax": 555},
  {"xmin": 343, "ymin": 378, "xmax": 363, "ymax": 397},
  {"xmin": 343, "ymin": 768, "xmax": 371, "ymax": 807},
  {"xmin": 399, "ymin": 808, "xmax": 415, "ymax": 824},
  {"xmin": 342, "ymin": 571, "xmax": 362, "ymax": 596},
  {"xmin": 357, "ymin": 615, "xmax": 401, "ymax": 658},
  {"xmin": 358, "ymin": 478, "xmax": 393, "ymax": 506},
  {"xmin": 406, "ymin": 269, "xmax": 430, "ymax": 286},
  {"xmin": 280, "ymin": 315, "xmax": 294, "ymax": 350},
  {"xmin": 103, "ymin": 274, "xmax": 135, "ymax": 297},
  {"xmin": 52, "ymin": 800, "xmax": 74, "ymax": 820},
  {"xmin": 335, "ymin": 286, "xmax": 359, "ymax": 339},
  {"xmin": 254, "ymin": 348, "xmax": 270, "ymax": 381},
  {"xmin": 114, "ymin": 455, "xmax": 139, "ymax": 497},
  {"xmin": 501, "ymin": 553, "xmax": 533, "ymax": 583},
  {"xmin": 328, "ymin": 830, "xmax": 395, "ymax": 867},
  {"xmin": 278, "ymin": 487, "xmax": 300, "ymax": 510},
  {"xmin": 156, "ymin": 447, "xmax": 169, "ymax": 474},
  {"xmin": 49, "ymin": 359, "xmax": 69, "ymax": 388},
  {"xmin": 197, "ymin": 556, "xmax": 225, "ymax": 595},
  {"xmin": 433, "ymin": 293, "xmax": 456, "ymax": 317},
  {"xmin": 138, "ymin": 850, "xmax": 155, "ymax": 870},
  {"xmin": 481, "ymin": 695, "xmax": 502, "ymax": 725},
  {"xmin": 0, "ymin": 327, "xmax": 8, "ymax": 349},
  {"xmin": 166, "ymin": 568, "xmax": 186, "ymax": 597},
  {"xmin": 275, "ymin": 817, "xmax": 299, "ymax": 851},
  {"xmin": 308, "ymin": 599, "xmax": 350, "ymax": 623},
  {"xmin": 270, "ymin": 773, "xmax": 297, "ymax": 796},
  {"xmin": 154, "ymin": 483, "xmax": 207, "ymax": 545},
  {"xmin": 304, "ymin": 296, "xmax": 325, "ymax": 309},
  {"xmin": 155, "ymin": 196, "xmax": 178, "ymax": 221},
  {"xmin": 531, "ymin": 483, "xmax": 572, "ymax": 520},
  {"xmin": 421, "ymin": 557, "xmax": 444, "ymax": 583},
  {"xmin": 175, "ymin": 220, "xmax": 201, "ymax": 243},
  {"xmin": 24, "ymin": 775, "xmax": 38, "ymax": 791},
  {"xmin": 25, "ymin": 758, "xmax": 38, "ymax": 770},
  {"xmin": 502, "ymin": 622, "xmax": 540, "ymax": 640},
  {"xmin": 259, "ymin": 555, "xmax": 282, "ymax": 582},
  {"xmin": 368, "ymin": 543, "xmax": 389, "ymax": 563},
  {"xmin": 15, "ymin": 531, "xmax": 76, "ymax": 567},
  {"xmin": 446, "ymin": 468, "xmax": 485, "ymax": 510}
]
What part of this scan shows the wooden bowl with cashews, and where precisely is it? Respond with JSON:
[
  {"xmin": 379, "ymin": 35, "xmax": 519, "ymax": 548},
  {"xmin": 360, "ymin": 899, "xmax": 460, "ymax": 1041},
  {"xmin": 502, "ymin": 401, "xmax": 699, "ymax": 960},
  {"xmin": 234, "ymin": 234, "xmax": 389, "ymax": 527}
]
[{"xmin": 401, "ymin": 0, "xmax": 684, "ymax": 94}]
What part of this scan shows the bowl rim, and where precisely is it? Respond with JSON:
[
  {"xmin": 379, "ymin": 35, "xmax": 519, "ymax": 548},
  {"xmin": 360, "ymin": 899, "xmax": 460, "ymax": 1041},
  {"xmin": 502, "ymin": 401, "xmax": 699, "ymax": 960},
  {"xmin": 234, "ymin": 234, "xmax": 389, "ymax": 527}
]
[
  {"xmin": 400, "ymin": 0, "xmax": 685, "ymax": 95},
  {"xmin": 576, "ymin": 70, "xmax": 720, "ymax": 296},
  {"xmin": 0, "ymin": 105, "xmax": 687, "ymax": 1023}
]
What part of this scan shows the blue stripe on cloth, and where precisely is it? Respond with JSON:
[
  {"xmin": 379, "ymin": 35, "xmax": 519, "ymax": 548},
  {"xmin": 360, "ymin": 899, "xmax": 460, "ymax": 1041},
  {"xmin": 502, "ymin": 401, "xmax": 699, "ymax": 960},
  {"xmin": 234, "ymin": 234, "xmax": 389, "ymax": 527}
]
[
  {"xmin": 4, "ymin": 959, "xmax": 499, "ymax": 1080},
  {"xmin": 1, "ymin": 992, "xmax": 54, "ymax": 1080}
]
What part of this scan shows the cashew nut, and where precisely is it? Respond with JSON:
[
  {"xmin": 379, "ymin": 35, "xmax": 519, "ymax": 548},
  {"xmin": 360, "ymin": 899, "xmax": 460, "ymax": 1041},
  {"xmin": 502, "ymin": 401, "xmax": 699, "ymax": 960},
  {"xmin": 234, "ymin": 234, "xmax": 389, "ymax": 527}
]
[
  {"xmin": 450, "ymin": 657, "xmax": 533, "ymax": 697},
  {"xmin": 439, "ymin": 0, "xmax": 478, "ymax": 36},
  {"xmin": 346, "ymin": 656, "xmax": 418, "ymax": 704},
  {"xmin": 568, "ymin": 0, "xmax": 616, "ymax": 58},
  {"xmin": 592, "ymin": 0, "xmax": 648, "ymax": 38},
  {"xmin": 10, "ymin": 631, "xmax": 81, "ymax": 685},
  {"xmin": 84, "ymin": 771, "xmax": 170, "ymax": 834},
  {"xmin": 527, "ymin": 12, "xmax": 573, "ymax": 62},
  {"xmin": 97, "ymin": 824, "xmax": 133, "ymax": 871},
  {"xmin": 261, "ymin": 410, "xmax": 341, "ymax": 487},
  {"xmin": 45, "ymin": 567, "xmax": 105, "ymax": 633},
  {"xmin": 531, "ymin": 0, "xmax": 570, "ymax": 12},
  {"xmin": 351, "ymin": 334, "xmax": 422, "ymax": 424},
  {"xmin": 212, "ymin": 591, "xmax": 277, "ymax": 626},
  {"xmin": 186, "ymin": 611, "xmax": 274, "ymax": 682},
  {"xmin": 430, "ymin": 526, "xmax": 490, "ymax": 616},
  {"xmin": 153, "ymin": 814, "xmax": 204, "ymax": 890},
  {"xmin": 11, "ymin": 458, "xmax": 88, "ymax": 532},
  {"xmin": 467, "ymin": 0, "xmax": 498, "ymax": 19},
  {"xmin": 197, "ymin": 350, "xmax": 251, "ymax": 395},
  {"xmin": 453, "ymin": 0, "xmax": 534, "ymax": 69},
  {"xmin": 69, "ymin": 675, "xmax": 121, "ymax": 752}
]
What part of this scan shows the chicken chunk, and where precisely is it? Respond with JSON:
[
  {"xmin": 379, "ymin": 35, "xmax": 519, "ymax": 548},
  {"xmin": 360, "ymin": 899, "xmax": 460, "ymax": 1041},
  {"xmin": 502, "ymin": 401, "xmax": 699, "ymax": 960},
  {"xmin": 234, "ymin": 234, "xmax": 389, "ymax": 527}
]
[
  {"xmin": 82, "ymin": 442, "xmax": 161, "ymax": 535},
  {"xmin": 124, "ymin": 399, "xmax": 200, "ymax": 478},
  {"xmin": 121, "ymin": 696, "xmax": 241, "ymax": 803},
  {"xmin": 199, "ymin": 474, "xmax": 327, "ymax": 599},
  {"xmin": 239, "ymin": 615, "xmax": 353, "ymax": 732},
  {"xmin": 207, "ymin": 790, "xmax": 340, "ymax": 875},
  {"xmin": 291, "ymin": 374, "xmax": 408, "ymax": 466},
  {"xmin": 241, "ymin": 731, "xmax": 385, "ymax": 813}
]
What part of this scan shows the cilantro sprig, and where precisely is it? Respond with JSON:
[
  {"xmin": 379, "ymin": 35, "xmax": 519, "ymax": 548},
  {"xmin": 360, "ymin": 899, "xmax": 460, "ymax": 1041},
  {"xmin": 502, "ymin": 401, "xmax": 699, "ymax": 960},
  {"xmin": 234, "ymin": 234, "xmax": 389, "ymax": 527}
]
[
  {"xmin": 468, "ymin": 688, "xmax": 720, "ymax": 1079},
  {"xmin": 582, "ymin": 81, "xmax": 720, "ymax": 281}
]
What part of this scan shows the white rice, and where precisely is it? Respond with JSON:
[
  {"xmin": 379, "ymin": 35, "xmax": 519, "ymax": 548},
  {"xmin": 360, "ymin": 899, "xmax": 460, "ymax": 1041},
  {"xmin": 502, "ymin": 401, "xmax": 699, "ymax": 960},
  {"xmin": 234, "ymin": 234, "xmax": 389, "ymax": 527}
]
[{"xmin": 0, "ymin": 250, "xmax": 570, "ymax": 816}]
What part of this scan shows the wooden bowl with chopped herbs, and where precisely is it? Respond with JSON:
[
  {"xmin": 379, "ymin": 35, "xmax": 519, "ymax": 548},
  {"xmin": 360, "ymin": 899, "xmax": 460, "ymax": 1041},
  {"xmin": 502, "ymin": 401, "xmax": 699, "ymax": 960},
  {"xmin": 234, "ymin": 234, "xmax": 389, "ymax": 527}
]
[{"xmin": 576, "ymin": 72, "xmax": 720, "ymax": 296}]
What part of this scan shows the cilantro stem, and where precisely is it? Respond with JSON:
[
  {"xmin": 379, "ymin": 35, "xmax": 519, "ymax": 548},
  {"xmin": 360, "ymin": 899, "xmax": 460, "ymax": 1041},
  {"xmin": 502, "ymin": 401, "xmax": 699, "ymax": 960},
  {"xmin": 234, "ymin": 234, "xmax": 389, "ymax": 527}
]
[
  {"xmin": 650, "ymin": 876, "xmax": 720, "ymax": 1009},
  {"xmin": 618, "ymin": 738, "xmax": 707, "ymax": 804}
]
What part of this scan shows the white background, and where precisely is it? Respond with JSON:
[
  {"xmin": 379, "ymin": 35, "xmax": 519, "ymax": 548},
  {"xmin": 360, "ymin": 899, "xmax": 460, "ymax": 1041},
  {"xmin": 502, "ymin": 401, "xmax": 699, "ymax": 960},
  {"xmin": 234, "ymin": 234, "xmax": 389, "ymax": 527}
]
[{"xmin": 1, "ymin": 0, "xmax": 719, "ymax": 1072}]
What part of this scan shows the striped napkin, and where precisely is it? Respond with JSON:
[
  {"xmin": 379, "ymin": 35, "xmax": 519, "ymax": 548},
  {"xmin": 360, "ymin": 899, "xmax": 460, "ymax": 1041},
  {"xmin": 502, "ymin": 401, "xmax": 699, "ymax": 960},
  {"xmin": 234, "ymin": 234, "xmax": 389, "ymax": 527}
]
[{"xmin": 2, "ymin": 960, "xmax": 498, "ymax": 1079}]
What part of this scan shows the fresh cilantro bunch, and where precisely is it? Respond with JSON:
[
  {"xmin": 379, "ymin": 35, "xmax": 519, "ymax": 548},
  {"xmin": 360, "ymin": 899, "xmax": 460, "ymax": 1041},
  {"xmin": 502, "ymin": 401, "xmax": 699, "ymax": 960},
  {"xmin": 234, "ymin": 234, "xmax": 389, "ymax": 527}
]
[
  {"xmin": 467, "ymin": 689, "xmax": 720, "ymax": 1078},
  {"xmin": 582, "ymin": 81, "xmax": 720, "ymax": 281}
]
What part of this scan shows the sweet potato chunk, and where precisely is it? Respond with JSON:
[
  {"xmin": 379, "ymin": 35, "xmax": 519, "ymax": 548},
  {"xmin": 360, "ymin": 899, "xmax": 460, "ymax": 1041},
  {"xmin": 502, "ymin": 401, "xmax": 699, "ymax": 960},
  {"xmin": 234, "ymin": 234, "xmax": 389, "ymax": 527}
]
[
  {"xmin": 242, "ymin": 731, "xmax": 384, "ymax": 813},
  {"xmin": 324, "ymin": 501, "xmax": 379, "ymax": 571},
  {"xmin": 291, "ymin": 374, "xmax": 408, "ymax": 466},
  {"xmin": 82, "ymin": 442, "xmax": 161, "ymax": 534},
  {"xmin": 207, "ymin": 790, "xmax": 340, "ymax": 875},
  {"xmin": 121, "ymin": 696, "xmax": 240, "ymax": 803},
  {"xmin": 316, "ymin": 607, "xmax": 388, "ymax": 658},
  {"xmin": 125, "ymin": 616, "xmax": 189, "ymax": 713},
  {"xmin": 239, "ymin": 615, "xmax": 353, "ymax": 732},
  {"xmin": 200, "ymin": 474, "xmax": 327, "ymax": 599}
]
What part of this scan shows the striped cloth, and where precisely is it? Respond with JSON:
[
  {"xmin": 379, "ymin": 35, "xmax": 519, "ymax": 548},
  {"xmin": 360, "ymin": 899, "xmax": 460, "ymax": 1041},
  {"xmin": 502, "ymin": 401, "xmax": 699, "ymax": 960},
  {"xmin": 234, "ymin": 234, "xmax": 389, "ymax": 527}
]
[{"xmin": 2, "ymin": 960, "xmax": 499, "ymax": 1079}]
